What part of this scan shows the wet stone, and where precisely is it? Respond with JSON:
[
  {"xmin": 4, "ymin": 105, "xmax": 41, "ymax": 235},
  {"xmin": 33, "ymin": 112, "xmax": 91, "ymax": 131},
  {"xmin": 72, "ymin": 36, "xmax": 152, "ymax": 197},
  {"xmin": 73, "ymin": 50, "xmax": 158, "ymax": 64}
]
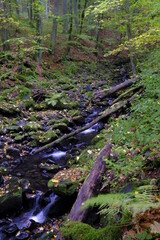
[
  {"xmin": 6, "ymin": 147, "xmax": 20, "ymax": 158},
  {"xmin": 2, "ymin": 223, "xmax": 19, "ymax": 235},
  {"xmin": 15, "ymin": 231, "xmax": 30, "ymax": 240},
  {"xmin": 0, "ymin": 176, "xmax": 22, "ymax": 215}
]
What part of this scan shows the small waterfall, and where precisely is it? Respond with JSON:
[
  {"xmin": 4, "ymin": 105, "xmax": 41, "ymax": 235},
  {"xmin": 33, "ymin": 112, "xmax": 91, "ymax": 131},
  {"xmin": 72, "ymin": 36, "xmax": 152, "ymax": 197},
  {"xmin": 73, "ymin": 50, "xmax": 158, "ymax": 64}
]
[
  {"xmin": 30, "ymin": 193, "xmax": 57, "ymax": 223},
  {"xmin": 45, "ymin": 151, "xmax": 66, "ymax": 159}
]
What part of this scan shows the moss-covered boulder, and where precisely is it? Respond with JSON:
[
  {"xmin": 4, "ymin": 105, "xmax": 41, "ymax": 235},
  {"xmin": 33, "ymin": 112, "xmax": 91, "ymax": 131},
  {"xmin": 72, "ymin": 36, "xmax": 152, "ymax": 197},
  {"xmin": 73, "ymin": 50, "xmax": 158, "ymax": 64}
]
[
  {"xmin": 40, "ymin": 130, "xmax": 58, "ymax": 144},
  {"xmin": 24, "ymin": 121, "xmax": 42, "ymax": 132},
  {"xmin": 48, "ymin": 168, "xmax": 88, "ymax": 197},
  {"xmin": 0, "ymin": 176, "xmax": 22, "ymax": 215},
  {"xmin": 72, "ymin": 115, "xmax": 85, "ymax": 125},
  {"xmin": 53, "ymin": 123, "xmax": 69, "ymax": 133},
  {"xmin": 61, "ymin": 222, "xmax": 122, "ymax": 240},
  {"xmin": 0, "ymin": 102, "xmax": 20, "ymax": 116},
  {"xmin": 39, "ymin": 163, "xmax": 59, "ymax": 173}
]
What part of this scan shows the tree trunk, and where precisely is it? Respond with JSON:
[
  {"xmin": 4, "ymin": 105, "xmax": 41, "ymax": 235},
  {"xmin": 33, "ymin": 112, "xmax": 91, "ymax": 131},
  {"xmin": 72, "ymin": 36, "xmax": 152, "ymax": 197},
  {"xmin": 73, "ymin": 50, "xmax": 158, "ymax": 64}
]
[
  {"xmin": 74, "ymin": 0, "xmax": 79, "ymax": 32},
  {"xmin": 62, "ymin": 0, "xmax": 68, "ymax": 33},
  {"xmin": 126, "ymin": 0, "xmax": 136, "ymax": 77},
  {"xmin": 93, "ymin": 78, "xmax": 137, "ymax": 102},
  {"xmin": 1, "ymin": 0, "xmax": 10, "ymax": 51},
  {"xmin": 51, "ymin": 0, "xmax": 59, "ymax": 54},
  {"xmin": 36, "ymin": 0, "xmax": 43, "ymax": 62},
  {"xmin": 68, "ymin": 0, "xmax": 73, "ymax": 41},
  {"xmin": 79, "ymin": 0, "xmax": 88, "ymax": 35},
  {"xmin": 69, "ymin": 144, "xmax": 112, "ymax": 222},
  {"xmin": 33, "ymin": 100, "xmax": 128, "ymax": 154}
]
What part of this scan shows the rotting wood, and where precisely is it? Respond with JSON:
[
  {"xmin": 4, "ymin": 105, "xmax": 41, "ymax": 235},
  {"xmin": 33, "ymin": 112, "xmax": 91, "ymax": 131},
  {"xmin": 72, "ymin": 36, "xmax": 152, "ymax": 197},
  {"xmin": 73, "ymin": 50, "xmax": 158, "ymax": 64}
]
[
  {"xmin": 69, "ymin": 144, "xmax": 112, "ymax": 222},
  {"xmin": 32, "ymin": 100, "xmax": 128, "ymax": 154},
  {"xmin": 93, "ymin": 77, "xmax": 138, "ymax": 103},
  {"xmin": 112, "ymin": 85, "xmax": 143, "ymax": 105}
]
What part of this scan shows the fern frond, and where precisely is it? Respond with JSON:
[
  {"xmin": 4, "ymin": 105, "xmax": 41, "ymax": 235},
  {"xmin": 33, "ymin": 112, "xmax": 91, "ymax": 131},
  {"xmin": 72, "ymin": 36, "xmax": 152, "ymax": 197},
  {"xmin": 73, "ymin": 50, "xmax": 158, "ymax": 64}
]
[{"xmin": 82, "ymin": 185, "xmax": 160, "ymax": 217}]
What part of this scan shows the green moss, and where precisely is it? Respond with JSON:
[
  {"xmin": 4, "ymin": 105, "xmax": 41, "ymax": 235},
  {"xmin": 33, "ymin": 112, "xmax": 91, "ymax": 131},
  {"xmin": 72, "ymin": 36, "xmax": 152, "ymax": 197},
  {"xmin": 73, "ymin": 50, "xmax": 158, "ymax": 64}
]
[
  {"xmin": 24, "ymin": 121, "xmax": 41, "ymax": 131},
  {"xmin": 53, "ymin": 122, "xmax": 69, "ymax": 132},
  {"xmin": 61, "ymin": 222, "xmax": 122, "ymax": 240}
]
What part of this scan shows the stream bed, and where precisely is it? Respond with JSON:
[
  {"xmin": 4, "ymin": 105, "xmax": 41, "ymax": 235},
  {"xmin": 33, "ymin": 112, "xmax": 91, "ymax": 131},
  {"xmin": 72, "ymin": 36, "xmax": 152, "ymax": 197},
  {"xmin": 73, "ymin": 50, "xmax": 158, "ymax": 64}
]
[{"xmin": 0, "ymin": 110, "xmax": 104, "ymax": 239}]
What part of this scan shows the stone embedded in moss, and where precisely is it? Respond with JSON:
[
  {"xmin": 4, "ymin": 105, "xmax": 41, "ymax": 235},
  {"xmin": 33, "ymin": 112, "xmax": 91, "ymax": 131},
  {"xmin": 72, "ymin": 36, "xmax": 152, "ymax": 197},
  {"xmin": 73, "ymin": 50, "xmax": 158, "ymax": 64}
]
[
  {"xmin": 24, "ymin": 121, "xmax": 41, "ymax": 132},
  {"xmin": 39, "ymin": 162, "xmax": 59, "ymax": 173},
  {"xmin": 48, "ymin": 168, "xmax": 88, "ymax": 197},
  {"xmin": 14, "ymin": 134, "xmax": 25, "ymax": 142},
  {"xmin": 0, "ymin": 176, "xmax": 22, "ymax": 215},
  {"xmin": 0, "ymin": 102, "xmax": 20, "ymax": 116},
  {"xmin": 53, "ymin": 123, "xmax": 69, "ymax": 133},
  {"xmin": 38, "ymin": 130, "xmax": 58, "ymax": 144},
  {"xmin": 72, "ymin": 115, "xmax": 85, "ymax": 125}
]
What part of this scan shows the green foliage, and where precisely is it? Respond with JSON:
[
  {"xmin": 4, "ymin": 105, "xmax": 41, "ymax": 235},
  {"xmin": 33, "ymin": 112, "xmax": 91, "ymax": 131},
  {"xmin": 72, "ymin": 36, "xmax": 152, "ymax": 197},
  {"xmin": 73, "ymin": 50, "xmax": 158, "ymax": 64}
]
[
  {"xmin": 63, "ymin": 61, "xmax": 78, "ymax": 77},
  {"xmin": 83, "ymin": 185, "xmax": 160, "ymax": 218},
  {"xmin": 61, "ymin": 222, "xmax": 121, "ymax": 240}
]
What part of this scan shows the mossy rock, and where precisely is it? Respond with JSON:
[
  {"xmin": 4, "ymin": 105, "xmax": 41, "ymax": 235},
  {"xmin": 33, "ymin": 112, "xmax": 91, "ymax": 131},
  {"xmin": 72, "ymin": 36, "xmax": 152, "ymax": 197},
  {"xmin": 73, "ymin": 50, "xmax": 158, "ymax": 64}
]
[
  {"xmin": 48, "ymin": 168, "xmax": 88, "ymax": 197},
  {"xmin": 39, "ymin": 163, "xmax": 59, "ymax": 173},
  {"xmin": 7, "ymin": 125, "xmax": 22, "ymax": 133},
  {"xmin": 53, "ymin": 123, "xmax": 69, "ymax": 133},
  {"xmin": 48, "ymin": 179, "xmax": 78, "ymax": 197},
  {"xmin": 72, "ymin": 115, "xmax": 85, "ymax": 125},
  {"xmin": 0, "ymin": 102, "xmax": 20, "ymax": 116},
  {"xmin": 24, "ymin": 121, "xmax": 42, "ymax": 132},
  {"xmin": 0, "ymin": 176, "xmax": 22, "ymax": 215},
  {"xmin": 14, "ymin": 134, "xmax": 25, "ymax": 142},
  {"xmin": 40, "ymin": 131, "xmax": 58, "ymax": 144},
  {"xmin": 61, "ymin": 222, "xmax": 122, "ymax": 240}
]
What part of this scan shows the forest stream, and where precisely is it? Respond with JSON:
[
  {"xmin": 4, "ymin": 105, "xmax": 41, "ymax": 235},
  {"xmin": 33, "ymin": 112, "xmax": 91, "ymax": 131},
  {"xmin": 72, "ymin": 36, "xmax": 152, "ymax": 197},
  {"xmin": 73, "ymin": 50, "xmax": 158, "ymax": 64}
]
[{"xmin": 0, "ymin": 107, "xmax": 105, "ymax": 239}]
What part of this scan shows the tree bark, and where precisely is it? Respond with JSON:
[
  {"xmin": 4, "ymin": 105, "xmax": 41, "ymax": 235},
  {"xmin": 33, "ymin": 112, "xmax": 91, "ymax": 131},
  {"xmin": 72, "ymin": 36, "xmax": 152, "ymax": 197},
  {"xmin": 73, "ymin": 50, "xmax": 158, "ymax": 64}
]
[
  {"xmin": 32, "ymin": 100, "xmax": 128, "ymax": 154},
  {"xmin": 79, "ymin": 0, "xmax": 88, "ymax": 34},
  {"xmin": 69, "ymin": 144, "xmax": 112, "ymax": 222},
  {"xmin": 126, "ymin": 0, "xmax": 136, "ymax": 76},
  {"xmin": 62, "ymin": 0, "xmax": 68, "ymax": 33},
  {"xmin": 1, "ymin": 0, "xmax": 10, "ymax": 51},
  {"xmin": 74, "ymin": 0, "xmax": 79, "ymax": 32},
  {"xmin": 51, "ymin": 0, "xmax": 59, "ymax": 54},
  {"xmin": 93, "ymin": 78, "xmax": 137, "ymax": 103},
  {"xmin": 36, "ymin": 0, "xmax": 43, "ymax": 62}
]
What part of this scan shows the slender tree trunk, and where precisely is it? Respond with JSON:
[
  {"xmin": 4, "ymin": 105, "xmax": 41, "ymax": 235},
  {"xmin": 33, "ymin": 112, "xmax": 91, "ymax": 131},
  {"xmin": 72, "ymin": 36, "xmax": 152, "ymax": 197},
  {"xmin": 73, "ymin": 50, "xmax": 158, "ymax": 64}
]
[
  {"xmin": 62, "ymin": 0, "xmax": 68, "ymax": 33},
  {"xmin": 79, "ymin": 0, "xmax": 88, "ymax": 35},
  {"xmin": 95, "ymin": 15, "xmax": 100, "ymax": 55},
  {"xmin": 36, "ymin": 0, "xmax": 43, "ymax": 62},
  {"xmin": 68, "ymin": 0, "xmax": 73, "ymax": 41},
  {"xmin": 74, "ymin": 0, "xmax": 78, "ymax": 32},
  {"xmin": 1, "ymin": 0, "xmax": 10, "ymax": 51},
  {"xmin": 88, "ymin": 10, "xmax": 91, "ymax": 36},
  {"xmin": 15, "ymin": 0, "xmax": 20, "ymax": 16},
  {"xmin": 51, "ymin": 0, "xmax": 59, "ymax": 54},
  {"xmin": 126, "ymin": 0, "xmax": 136, "ymax": 76}
]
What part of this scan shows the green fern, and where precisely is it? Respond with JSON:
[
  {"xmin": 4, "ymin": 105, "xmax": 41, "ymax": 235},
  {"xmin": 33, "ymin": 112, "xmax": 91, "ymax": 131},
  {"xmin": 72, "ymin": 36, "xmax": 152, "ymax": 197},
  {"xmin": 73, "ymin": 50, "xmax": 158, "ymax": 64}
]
[{"xmin": 82, "ymin": 185, "xmax": 160, "ymax": 217}]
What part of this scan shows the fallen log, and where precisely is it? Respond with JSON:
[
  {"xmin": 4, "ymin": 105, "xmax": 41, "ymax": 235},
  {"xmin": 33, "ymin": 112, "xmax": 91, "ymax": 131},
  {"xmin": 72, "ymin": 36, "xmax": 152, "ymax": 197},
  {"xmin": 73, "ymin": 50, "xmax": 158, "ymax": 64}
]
[
  {"xmin": 112, "ymin": 85, "xmax": 143, "ymax": 105},
  {"xmin": 33, "ymin": 100, "xmax": 128, "ymax": 155},
  {"xmin": 69, "ymin": 144, "xmax": 112, "ymax": 222},
  {"xmin": 93, "ymin": 77, "xmax": 138, "ymax": 103}
]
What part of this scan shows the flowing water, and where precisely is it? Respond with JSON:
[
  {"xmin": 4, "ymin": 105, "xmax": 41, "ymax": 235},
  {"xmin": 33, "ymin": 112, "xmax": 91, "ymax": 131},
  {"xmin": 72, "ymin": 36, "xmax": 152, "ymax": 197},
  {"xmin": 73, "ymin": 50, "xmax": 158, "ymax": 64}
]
[{"xmin": 0, "ymin": 110, "xmax": 104, "ymax": 238}]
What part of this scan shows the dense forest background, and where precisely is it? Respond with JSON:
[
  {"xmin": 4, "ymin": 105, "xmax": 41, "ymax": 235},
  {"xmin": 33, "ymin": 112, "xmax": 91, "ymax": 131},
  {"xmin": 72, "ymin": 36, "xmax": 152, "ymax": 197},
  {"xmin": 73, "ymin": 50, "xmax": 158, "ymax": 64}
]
[{"xmin": 0, "ymin": 0, "xmax": 160, "ymax": 239}]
